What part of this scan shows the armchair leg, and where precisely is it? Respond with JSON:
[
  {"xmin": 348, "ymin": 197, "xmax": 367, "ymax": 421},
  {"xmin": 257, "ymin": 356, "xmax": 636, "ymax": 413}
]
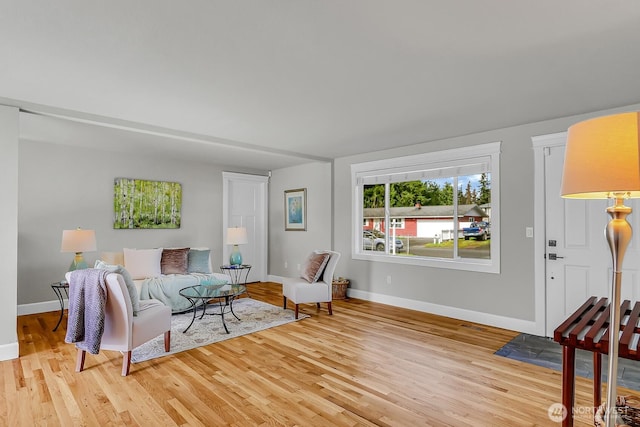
[
  {"xmin": 328, "ymin": 302, "xmax": 333, "ymax": 316},
  {"xmin": 164, "ymin": 330, "xmax": 171, "ymax": 352},
  {"xmin": 294, "ymin": 304, "xmax": 299, "ymax": 319},
  {"xmin": 122, "ymin": 351, "xmax": 132, "ymax": 376},
  {"xmin": 283, "ymin": 296, "xmax": 287, "ymax": 310},
  {"xmin": 76, "ymin": 349, "xmax": 86, "ymax": 372}
]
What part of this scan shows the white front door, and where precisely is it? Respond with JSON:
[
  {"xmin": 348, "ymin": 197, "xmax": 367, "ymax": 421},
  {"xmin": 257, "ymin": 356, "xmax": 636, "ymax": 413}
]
[
  {"xmin": 537, "ymin": 134, "xmax": 640, "ymax": 336},
  {"xmin": 222, "ymin": 172, "xmax": 269, "ymax": 282}
]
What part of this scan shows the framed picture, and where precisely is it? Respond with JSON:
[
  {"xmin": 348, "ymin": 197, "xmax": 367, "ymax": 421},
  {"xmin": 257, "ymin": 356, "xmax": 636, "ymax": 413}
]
[
  {"xmin": 114, "ymin": 178, "xmax": 182, "ymax": 229},
  {"xmin": 284, "ymin": 188, "xmax": 307, "ymax": 231}
]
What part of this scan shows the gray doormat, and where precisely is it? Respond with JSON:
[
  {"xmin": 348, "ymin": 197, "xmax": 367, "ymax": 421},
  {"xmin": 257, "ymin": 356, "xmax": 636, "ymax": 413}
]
[{"xmin": 495, "ymin": 333, "xmax": 640, "ymax": 392}]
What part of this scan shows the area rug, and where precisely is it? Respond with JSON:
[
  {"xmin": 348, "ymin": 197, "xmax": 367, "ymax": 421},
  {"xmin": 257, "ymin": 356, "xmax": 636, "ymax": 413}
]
[
  {"xmin": 131, "ymin": 298, "xmax": 308, "ymax": 363},
  {"xmin": 495, "ymin": 333, "xmax": 640, "ymax": 392}
]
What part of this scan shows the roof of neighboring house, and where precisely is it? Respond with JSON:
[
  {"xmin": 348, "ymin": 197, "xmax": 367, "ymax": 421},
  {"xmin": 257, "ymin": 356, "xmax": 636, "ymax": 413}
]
[{"xmin": 363, "ymin": 204, "xmax": 488, "ymax": 219}]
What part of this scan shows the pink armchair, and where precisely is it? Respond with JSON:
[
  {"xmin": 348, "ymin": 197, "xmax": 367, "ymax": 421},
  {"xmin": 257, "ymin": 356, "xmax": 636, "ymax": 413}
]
[
  {"xmin": 282, "ymin": 250, "xmax": 341, "ymax": 319},
  {"xmin": 65, "ymin": 271, "xmax": 171, "ymax": 376}
]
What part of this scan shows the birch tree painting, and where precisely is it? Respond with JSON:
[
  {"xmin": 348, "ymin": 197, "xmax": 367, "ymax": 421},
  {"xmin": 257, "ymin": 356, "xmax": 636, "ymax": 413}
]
[{"xmin": 114, "ymin": 178, "xmax": 182, "ymax": 229}]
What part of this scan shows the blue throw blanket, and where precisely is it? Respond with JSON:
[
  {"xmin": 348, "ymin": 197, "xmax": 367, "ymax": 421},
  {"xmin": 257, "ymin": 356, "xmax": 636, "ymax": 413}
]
[
  {"xmin": 65, "ymin": 269, "xmax": 109, "ymax": 355},
  {"xmin": 139, "ymin": 273, "xmax": 229, "ymax": 313}
]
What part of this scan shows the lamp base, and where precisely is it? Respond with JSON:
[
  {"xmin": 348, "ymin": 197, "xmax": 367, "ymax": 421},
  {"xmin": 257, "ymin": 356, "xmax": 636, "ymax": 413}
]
[
  {"xmin": 603, "ymin": 196, "xmax": 633, "ymax": 427},
  {"xmin": 69, "ymin": 252, "xmax": 89, "ymax": 271},
  {"xmin": 230, "ymin": 246, "xmax": 243, "ymax": 265}
]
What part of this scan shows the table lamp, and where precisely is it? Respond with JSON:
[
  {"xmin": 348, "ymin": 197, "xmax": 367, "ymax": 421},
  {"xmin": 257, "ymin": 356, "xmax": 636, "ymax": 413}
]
[
  {"xmin": 226, "ymin": 227, "xmax": 248, "ymax": 265},
  {"xmin": 60, "ymin": 228, "xmax": 97, "ymax": 271},
  {"xmin": 561, "ymin": 112, "xmax": 640, "ymax": 426}
]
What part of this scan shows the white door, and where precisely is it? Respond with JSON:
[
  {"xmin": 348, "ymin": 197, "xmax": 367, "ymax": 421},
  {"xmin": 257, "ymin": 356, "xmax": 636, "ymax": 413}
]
[
  {"xmin": 222, "ymin": 172, "xmax": 269, "ymax": 283},
  {"xmin": 541, "ymin": 137, "xmax": 640, "ymax": 336}
]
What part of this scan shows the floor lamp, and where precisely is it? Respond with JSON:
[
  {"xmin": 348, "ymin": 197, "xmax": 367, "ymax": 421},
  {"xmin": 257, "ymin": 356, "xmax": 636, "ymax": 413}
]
[{"xmin": 561, "ymin": 112, "xmax": 640, "ymax": 426}]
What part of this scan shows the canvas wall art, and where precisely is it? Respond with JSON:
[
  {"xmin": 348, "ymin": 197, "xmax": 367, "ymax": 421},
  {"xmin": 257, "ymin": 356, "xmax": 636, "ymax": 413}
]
[{"xmin": 114, "ymin": 178, "xmax": 182, "ymax": 229}]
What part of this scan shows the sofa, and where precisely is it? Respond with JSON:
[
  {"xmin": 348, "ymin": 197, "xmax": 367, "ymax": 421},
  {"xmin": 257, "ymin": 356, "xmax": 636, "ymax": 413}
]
[{"xmin": 97, "ymin": 247, "xmax": 231, "ymax": 313}]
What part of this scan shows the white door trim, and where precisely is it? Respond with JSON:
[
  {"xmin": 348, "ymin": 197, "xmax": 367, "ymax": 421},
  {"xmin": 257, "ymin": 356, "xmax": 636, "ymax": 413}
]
[
  {"xmin": 222, "ymin": 172, "xmax": 269, "ymax": 281},
  {"xmin": 532, "ymin": 131, "xmax": 567, "ymax": 336}
]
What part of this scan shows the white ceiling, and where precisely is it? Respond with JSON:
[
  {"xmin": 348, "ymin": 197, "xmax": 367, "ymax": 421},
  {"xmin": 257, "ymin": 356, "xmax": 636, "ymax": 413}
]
[{"xmin": 3, "ymin": 1, "xmax": 640, "ymax": 170}]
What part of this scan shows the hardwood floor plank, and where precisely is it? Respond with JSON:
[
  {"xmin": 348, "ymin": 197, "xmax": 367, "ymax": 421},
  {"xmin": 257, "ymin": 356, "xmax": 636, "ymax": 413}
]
[{"xmin": 4, "ymin": 282, "xmax": 638, "ymax": 426}]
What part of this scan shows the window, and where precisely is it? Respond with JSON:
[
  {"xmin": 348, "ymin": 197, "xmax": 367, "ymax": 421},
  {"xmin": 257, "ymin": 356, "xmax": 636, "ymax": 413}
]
[
  {"xmin": 351, "ymin": 142, "xmax": 501, "ymax": 273},
  {"xmin": 390, "ymin": 218, "xmax": 405, "ymax": 229}
]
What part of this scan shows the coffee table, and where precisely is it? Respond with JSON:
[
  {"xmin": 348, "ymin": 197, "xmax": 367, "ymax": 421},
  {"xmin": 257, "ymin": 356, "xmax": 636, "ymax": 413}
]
[{"xmin": 179, "ymin": 283, "xmax": 246, "ymax": 334}]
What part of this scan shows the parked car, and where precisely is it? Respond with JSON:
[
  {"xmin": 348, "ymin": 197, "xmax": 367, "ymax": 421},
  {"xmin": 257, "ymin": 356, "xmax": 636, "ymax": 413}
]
[
  {"xmin": 363, "ymin": 230, "xmax": 404, "ymax": 251},
  {"xmin": 462, "ymin": 221, "xmax": 491, "ymax": 241}
]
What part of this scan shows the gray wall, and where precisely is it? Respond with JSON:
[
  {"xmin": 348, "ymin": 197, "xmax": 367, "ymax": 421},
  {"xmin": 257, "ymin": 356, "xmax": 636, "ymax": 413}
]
[
  {"xmin": 0, "ymin": 106, "xmax": 19, "ymax": 358},
  {"xmin": 268, "ymin": 162, "xmax": 333, "ymax": 278},
  {"xmin": 17, "ymin": 139, "xmax": 264, "ymax": 310},
  {"xmin": 332, "ymin": 103, "xmax": 640, "ymax": 327}
]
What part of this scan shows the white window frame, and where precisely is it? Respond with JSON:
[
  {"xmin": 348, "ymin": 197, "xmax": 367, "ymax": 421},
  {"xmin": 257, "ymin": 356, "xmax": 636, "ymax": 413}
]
[
  {"xmin": 351, "ymin": 142, "xmax": 501, "ymax": 273},
  {"xmin": 389, "ymin": 218, "xmax": 405, "ymax": 229}
]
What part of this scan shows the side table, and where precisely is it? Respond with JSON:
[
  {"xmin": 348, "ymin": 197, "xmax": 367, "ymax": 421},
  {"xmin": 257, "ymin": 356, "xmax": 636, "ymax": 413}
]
[
  {"xmin": 220, "ymin": 264, "xmax": 252, "ymax": 297},
  {"xmin": 51, "ymin": 280, "xmax": 69, "ymax": 331}
]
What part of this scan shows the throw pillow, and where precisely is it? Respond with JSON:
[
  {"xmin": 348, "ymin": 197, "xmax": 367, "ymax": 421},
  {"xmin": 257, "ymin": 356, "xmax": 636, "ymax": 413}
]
[
  {"xmin": 188, "ymin": 248, "xmax": 212, "ymax": 273},
  {"xmin": 95, "ymin": 260, "xmax": 140, "ymax": 316},
  {"xmin": 123, "ymin": 248, "xmax": 162, "ymax": 280},
  {"xmin": 300, "ymin": 252, "xmax": 331, "ymax": 283},
  {"xmin": 161, "ymin": 247, "xmax": 190, "ymax": 274}
]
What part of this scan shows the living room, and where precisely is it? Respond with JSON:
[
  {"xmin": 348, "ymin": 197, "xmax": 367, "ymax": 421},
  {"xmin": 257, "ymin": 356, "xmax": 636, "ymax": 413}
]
[{"xmin": 2, "ymin": 2, "xmax": 640, "ymax": 425}]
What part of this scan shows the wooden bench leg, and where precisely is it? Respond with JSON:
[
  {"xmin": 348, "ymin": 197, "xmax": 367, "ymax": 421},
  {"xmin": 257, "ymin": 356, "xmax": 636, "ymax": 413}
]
[
  {"xmin": 593, "ymin": 352, "xmax": 602, "ymax": 410},
  {"xmin": 562, "ymin": 345, "xmax": 576, "ymax": 427}
]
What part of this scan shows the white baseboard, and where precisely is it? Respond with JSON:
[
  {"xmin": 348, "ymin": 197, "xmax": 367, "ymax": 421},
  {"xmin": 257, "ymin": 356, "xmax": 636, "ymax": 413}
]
[
  {"xmin": 0, "ymin": 341, "xmax": 19, "ymax": 361},
  {"xmin": 18, "ymin": 299, "xmax": 66, "ymax": 316},
  {"xmin": 268, "ymin": 274, "xmax": 537, "ymax": 334},
  {"xmin": 347, "ymin": 288, "xmax": 538, "ymax": 334}
]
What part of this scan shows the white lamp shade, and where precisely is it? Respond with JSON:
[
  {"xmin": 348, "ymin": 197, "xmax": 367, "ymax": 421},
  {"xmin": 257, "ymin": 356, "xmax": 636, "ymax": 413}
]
[
  {"xmin": 226, "ymin": 227, "xmax": 248, "ymax": 245},
  {"xmin": 561, "ymin": 112, "xmax": 640, "ymax": 199},
  {"xmin": 60, "ymin": 229, "xmax": 97, "ymax": 253}
]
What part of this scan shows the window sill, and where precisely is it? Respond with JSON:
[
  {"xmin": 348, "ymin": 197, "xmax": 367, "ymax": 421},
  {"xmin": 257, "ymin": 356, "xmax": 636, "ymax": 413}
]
[{"xmin": 352, "ymin": 252, "xmax": 500, "ymax": 274}]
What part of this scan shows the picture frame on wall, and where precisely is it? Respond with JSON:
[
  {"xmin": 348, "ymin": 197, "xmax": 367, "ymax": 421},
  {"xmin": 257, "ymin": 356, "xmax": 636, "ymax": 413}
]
[
  {"xmin": 284, "ymin": 188, "xmax": 307, "ymax": 231},
  {"xmin": 114, "ymin": 178, "xmax": 182, "ymax": 229}
]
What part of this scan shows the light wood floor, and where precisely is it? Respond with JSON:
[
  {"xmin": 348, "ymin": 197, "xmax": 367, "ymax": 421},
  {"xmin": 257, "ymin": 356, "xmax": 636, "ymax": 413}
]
[{"xmin": 3, "ymin": 282, "xmax": 637, "ymax": 426}]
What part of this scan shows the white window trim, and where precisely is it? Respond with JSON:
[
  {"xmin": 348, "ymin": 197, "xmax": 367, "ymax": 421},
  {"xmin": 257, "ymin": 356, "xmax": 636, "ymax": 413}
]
[
  {"xmin": 390, "ymin": 218, "xmax": 405, "ymax": 229},
  {"xmin": 351, "ymin": 142, "xmax": 501, "ymax": 274}
]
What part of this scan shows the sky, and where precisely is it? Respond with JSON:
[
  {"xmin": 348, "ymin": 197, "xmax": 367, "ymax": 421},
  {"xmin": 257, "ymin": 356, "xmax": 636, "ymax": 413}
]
[{"xmin": 429, "ymin": 174, "xmax": 489, "ymax": 192}]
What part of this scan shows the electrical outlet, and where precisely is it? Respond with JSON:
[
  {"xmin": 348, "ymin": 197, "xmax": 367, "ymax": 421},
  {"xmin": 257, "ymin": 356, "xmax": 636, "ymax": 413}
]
[
  {"xmin": 526, "ymin": 227, "xmax": 534, "ymax": 238},
  {"xmin": 386, "ymin": 275, "xmax": 392, "ymax": 285},
  {"xmin": 297, "ymin": 263, "xmax": 301, "ymax": 271},
  {"xmin": 284, "ymin": 261, "xmax": 288, "ymax": 269}
]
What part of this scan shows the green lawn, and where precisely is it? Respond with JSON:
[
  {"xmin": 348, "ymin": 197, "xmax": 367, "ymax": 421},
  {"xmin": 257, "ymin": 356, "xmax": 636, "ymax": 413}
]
[{"xmin": 424, "ymin": 239, "xmax": 491, "ymax": 249}]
